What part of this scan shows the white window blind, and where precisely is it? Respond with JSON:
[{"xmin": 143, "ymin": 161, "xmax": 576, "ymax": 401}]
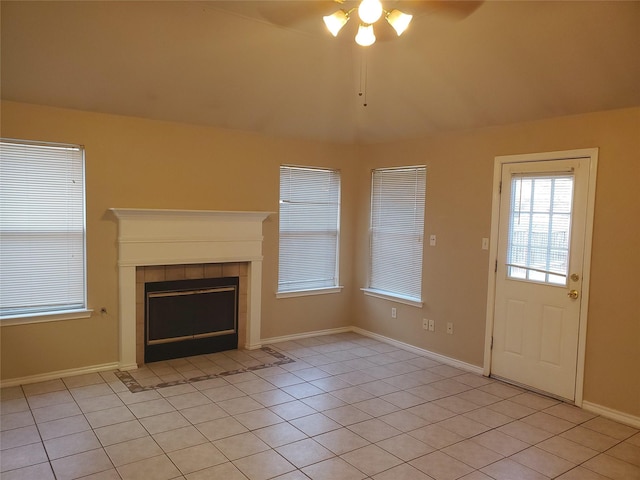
[
  {"xmin": 278, "ymin": 165, "xmax": 341, "ymax": 293},
  {"xmin": 369, "ymin": 166, "xmax": 426, "ymax": 302},
  {"xmin": 0, "ymin": 139, "xmax": 87, "ymax": 318}
]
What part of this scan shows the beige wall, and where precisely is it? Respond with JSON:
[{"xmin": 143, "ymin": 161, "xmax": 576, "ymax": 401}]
[
  {"xmin": 354, "ymin": 107, "xmax": 640, "ymax": 417},
  {"xmin": 1, "ymin": 101, "xmax": 638, "ymax": 419}
]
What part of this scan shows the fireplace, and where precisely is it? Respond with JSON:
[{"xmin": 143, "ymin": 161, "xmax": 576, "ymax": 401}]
[
  {"xmin": 144, "ymin": 276, "xmax": 239, "ymax": 362},
  {"xmin": 110, "ymin": 208, "xmax": 272, "ymax": 370}
]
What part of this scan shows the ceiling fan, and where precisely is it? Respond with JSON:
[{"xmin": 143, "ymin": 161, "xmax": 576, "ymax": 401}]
[{"xmin": 257, "ymin": 0, "xmax": 483, "ymax": 46}]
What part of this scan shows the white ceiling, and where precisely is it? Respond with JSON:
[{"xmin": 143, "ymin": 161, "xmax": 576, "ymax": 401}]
[{"xmin": 2, "ymin": 1, "xmax": 639, "ymax": 144}]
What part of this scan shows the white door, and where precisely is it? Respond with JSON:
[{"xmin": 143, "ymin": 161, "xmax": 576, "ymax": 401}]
[{"xmin": 491, "ymin": 156, "xmax": 592, "ymax": 401}]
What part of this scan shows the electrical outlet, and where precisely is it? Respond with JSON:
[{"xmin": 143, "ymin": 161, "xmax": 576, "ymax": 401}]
[
  {"xmin": 446, "ymin": 322, "xmax": 453, "ymax": 334},
  {"xmin": 422, "ymin": 319, "xmax": 428, "ymax": 330},
  {"xmin": 429, "ymin": 234, "xmax": 437, "ymax": 246},
  {"xmin": 482, "ymin": 237, "xmax": 489, "ymax": 250},
  {"xmin": 428, "ymin": 319, "xmax": 435, "ymax": 332},
  {"xmin": 391, "ymin": 307, "xmax": 397, "ymax": 319}
]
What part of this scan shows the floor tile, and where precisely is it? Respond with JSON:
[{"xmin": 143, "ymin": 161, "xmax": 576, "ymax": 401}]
[
  {"xmin": 582, "ymin": 453, "xmax": 640, "ymax": 479},
  {"xmin": 94, "ymin": 419, "xmax": 148, "ymax": 446},
  {"xmin": 276, "ymin": 438, "xmax": 334, "ymax": 468},
  {"xmin": 152, "ymin": 425, "xmax": 208, "ymax": 452},
  {"xmin": 408, "ymin": 424, "xmax": 465, "ymax": 449},
  {"xmin": 253, "ymin": 422, "xmax": 308, "ymax": 448},
  {"xmin": 0, "ymin": 462, "xmax": 56, "ymax": 480},
  {"xmin": 167, "ymin": 442, "xmax": 227, "ymax": 474},
  {"xmin": 536, "ymin": 435, "xmax": 599, "ymax": 464},
  {"xmin": 0, "ymin": 411, "xmax": 35, "ymax": 431},
  {"xmin": 117, "ymin": 453, "xmax": 181, "ymax": 480},
  {"xmin": 1, "ymin": 443, "xmax": 48, "ymax": 473},
  {"xmin": 196, "ymin": 415, "xmax": 248, "ymax": 441},
  {"xmin": 234, "ymin": 450, "xmax": 296, "ymax": 480},
  {"xmin": 38, "ymin": 414, "xmax": 91, "ymax": 440},
  {"xmin": 341, "ymin": 443, "xmax": 403, "ymax": 476},
  {"xmin": 179, "ymin": 402, "xmax": 228, "ymax": 424},
  {"xmin": 185, "ymin": 461, "xmax": 247, "ymax": 480},
  {"xmin": 0, "ymin": 425, "xmax": 41, "ymax": 451},
  {"xmin": 43, "ymin": 430, "xmax": 102, "ymax": 460},
  {"xmin": 50, "ymin": 448, "xmax": 114, "ymax": 480},
  {"xmin": 301, "ymin": 456, "xmax": 367, "ymax": 480},
  {"xmin": 582, "ymin": 416, "xmax": 639, "ymax": 440},
  {"xmin": 347, "ymin": 418, "xmax": 402, "ymax": 443},
  {"xmin": 290, "ymin": 412, "xmax": 342, "ymax": 436},
  {"xmin": 376, "ymin": 433, "xmax": 434, "ymax": 461},
  {"xmin": 31, "ymin": 401, "xmax": 81, "ymax": 424},
  {"xmin": 372, "ymin": 462, "xmax": 434, "ymax": 480},
  {"xmin": 270, "ymin": 400, "xmax": 319, "ymax": 420},
  {"xmin": 607, "ymin": 440, "xmax": 640, "ymax": 467},
  {"xmin": 323, "ymin": 405, "xmax": 373, "ymax": 426},
  {"xmin": 410, "ymin": 450, "xmax": 475, "ymax": 480},
  {"xmin": 85, "ymin": 405, "xmax": 136, "ymax": 428},
  {"xmin": 510, "ymin": 446, "xmax": 576, "ymax": 478},
  {"xmin": 314, "ymin": 428, "xmax": 370, "ymax": 455},
  {"xmin": 480, "ymin": 458, "xmax": 550, "ymax": 480},
  {"xmin": 234, "ymin": 407, "xmax": 284, "ymax": 430},
  {"xmin": 442, "ymin": 439, "xmax": 503, "ymax": 468},
  {"xmin": 214, "ymin": 431, "xmax": 270, "ymax": 460},
  {"xmin": 104, "ymin": 435, "xmax": 163, "ymax": 466},
  {"xmin": 560, "ymin": 425, "xmax": 620, "ymax": 451}
]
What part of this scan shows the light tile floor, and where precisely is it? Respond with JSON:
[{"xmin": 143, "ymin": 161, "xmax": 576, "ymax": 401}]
[{"xmin": 1, "ymin": 332, "xmax": 639, "ymax": 479}]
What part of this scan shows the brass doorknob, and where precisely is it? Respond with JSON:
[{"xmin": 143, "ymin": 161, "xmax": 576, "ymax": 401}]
[{"xmin": 567, "ymin": 290, "xmax": 579, "ymax": 299}]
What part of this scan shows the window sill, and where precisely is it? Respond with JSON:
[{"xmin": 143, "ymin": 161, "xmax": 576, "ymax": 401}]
[
  {"xmin": 361, "ymin": 288, "xmax": 423, "ymax": 308},
  {"xmin": 1, "ymin": 309, "xmax": 94, "ymax": 326},
  {"xmin": 276, "ymin": 286, "xmax": 344, "ymax": 299}
]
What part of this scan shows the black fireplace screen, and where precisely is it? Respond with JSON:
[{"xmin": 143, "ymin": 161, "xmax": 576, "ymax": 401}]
[{"xmin": 145, "ymin": 276, "xmax": 239, "ymax": 362}]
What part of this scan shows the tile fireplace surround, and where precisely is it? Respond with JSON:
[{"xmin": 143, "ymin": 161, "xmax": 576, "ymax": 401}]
[{"xmin": 110, "ymin": 209, "xmax": 272, "ymax": 370}]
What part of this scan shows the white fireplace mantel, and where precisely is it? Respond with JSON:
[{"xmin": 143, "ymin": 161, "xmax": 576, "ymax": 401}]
[{"xmin": 110, "ymin": 208, "xmax": 272, "ymax": 370}]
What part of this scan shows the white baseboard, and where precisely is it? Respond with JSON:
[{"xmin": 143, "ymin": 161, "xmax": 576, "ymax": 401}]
[
  {"xmin": 0, "ymin": 362, "xmax": 121, "ymax": 388},
  {"xmin": 351, "ymin": 326, "xmax": 484, "ymax": 375},
  {"xmin": 582, "ymin": 401, "xmax": 640, "ymax": 429},
  {"xmin": 260, "ymin": 326, "xmax": 353, "ymax": 346}
]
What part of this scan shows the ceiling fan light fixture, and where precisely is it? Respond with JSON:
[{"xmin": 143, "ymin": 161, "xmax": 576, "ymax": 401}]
[
  {"xmin": 355, "ymin": 23, "xmax": 376, "ymax": 46},
  {"xmin": 358, "ymin": 0, "xmax": 383, "ymax": 25},
  {"xmin": 386, "ymin": 9, "xmax": 412, "ymax": 36},
  {"xmin": 323, "ymin": 10, "xmax": 350, "ymax": 37}
]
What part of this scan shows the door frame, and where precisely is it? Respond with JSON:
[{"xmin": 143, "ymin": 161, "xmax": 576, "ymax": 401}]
[{"xmin": 483, "ymin": 148, "xmax": 598, "ymax": 406}]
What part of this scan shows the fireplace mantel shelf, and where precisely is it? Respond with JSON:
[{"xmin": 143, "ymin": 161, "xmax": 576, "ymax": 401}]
[{"xmin": 110, "ymin": 208, "xmax": 273, "ymax": 222}]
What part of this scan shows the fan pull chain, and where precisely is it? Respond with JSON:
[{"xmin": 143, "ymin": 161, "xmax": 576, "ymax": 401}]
[{"xmin": 359, "ymin": 50, "xmax": 368, "ymax": 107}]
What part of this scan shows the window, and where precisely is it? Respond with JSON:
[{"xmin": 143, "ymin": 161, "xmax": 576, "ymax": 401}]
[
  {"xmin": 507, "ymin": 173, "xmax": 574, "ymax": 285},
  {"xmin": 366, "ymin": 166, "xmax": 426, "ymax": 305},
  {"xmin": 0, "ymin": 139, "xmax": 87, "ymax": 321},
  {"xmin": 278, "ymin": 165, "xmax": 341, "ymax": 295}
]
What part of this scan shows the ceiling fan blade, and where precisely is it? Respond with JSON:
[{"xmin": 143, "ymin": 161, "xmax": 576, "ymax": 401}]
[
  {"xmin": 257, "ymin": 1, "xmax": 342, "ymax": 28},
  {"xmin": 393, "ymin": 0, "xmax": 484, "ymax": 19}
]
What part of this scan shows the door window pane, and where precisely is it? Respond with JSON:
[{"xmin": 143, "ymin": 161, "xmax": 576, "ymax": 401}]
[{"xmin": 507, "ymin": 174, "xmax": 573, "ymax": 285}]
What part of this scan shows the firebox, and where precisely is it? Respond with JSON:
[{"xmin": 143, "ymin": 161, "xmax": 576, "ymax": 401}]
[{"xmin": 144, "ymin": 276, "xmax": 239, "ymax": 363}]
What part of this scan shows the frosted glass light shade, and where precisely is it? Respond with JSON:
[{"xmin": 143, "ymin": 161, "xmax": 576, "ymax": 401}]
[
  {"xmin": 358, "ymin": 0, "xmax": 383, "ymax": 24},
  {"xmin": 355, "ymin": 23, "xmax": 376, "ymax": 46},
  {"xmin": 386, "ymin": 9, "xmax": 412, "ymax": 36},
  {"xmin": 323, "ymin": 10, "xmax": 349, "ymax": 36}
]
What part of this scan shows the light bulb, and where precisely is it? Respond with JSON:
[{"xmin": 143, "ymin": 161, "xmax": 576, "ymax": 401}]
[
  {"xmin": 355, "ymin": 24, "xmax": 376, "ymax": 46},
  {"xmin": 358, "ymin": 0, "xmax": 383, "ymax": 25},
  {"xmin": 323, "ymin": 10, "xmax": 349, "ymax": 37},
  {"xmin": 386, "ymin": 9, "xmax": 412, "ymax": 36}
]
